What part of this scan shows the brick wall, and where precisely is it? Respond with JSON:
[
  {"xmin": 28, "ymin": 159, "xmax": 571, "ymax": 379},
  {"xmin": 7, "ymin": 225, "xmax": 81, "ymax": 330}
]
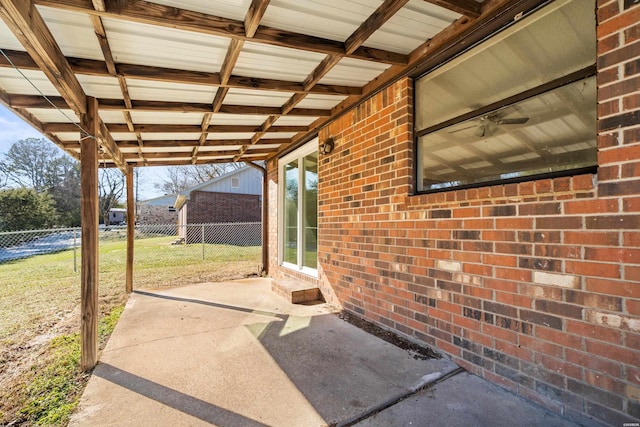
[
  {"xmin": 136, "ymin": 204, "xmax": 178, "ymax": 225},
  {"xmin": 185, "ymin": 191, "xmax": 261, "ymax": 224},
  {"xmin": 267, "ymin": 2, "xmax": 639, "ymax": 425}
]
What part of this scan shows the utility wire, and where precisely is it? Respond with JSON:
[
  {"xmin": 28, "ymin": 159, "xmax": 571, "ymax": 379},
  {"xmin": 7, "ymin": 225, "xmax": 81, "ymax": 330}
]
[{"xmin": 0, "ymin": 47, "xmax": 95, "ymax": 139}]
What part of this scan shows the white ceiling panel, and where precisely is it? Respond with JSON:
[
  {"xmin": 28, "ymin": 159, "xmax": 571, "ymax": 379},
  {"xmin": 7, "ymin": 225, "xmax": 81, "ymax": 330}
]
[
  {"xmin": 131, "ymin": 111, "xmax": 205, "ymax": 125},
  {"xmin": 210, "ymin": 114, "xmax": 268, "ymax": 126},
  {"xmin": 319, "ymin": 57, "xmax": 389, "ymax": 86},
  {"xmin": 141, "ymin": 146, "xmax": 193, "ymax": 153},
  {"xmin": 235, "ymin": 42, "xmax": 325, "ymax": 82},
  {"xmin": 274, "ymin": 116, "xmax": 317, "ymax": 126},
  {"xmin": 27, "ymin": 108, "xmax": 78, "ymax": 124},
  {"xmin": 37, "ymin": 6, "xmax": 104, "ymax": 60},
  {"xmin": 98, "ymin": 111, "xmax": 128, "ymax": 124},
  {"xmin": 364, "ymin": 0, "xmax": 460, "ymax": 54},
  {"xmin": 295, "ymin": 94, "xmax": 347, "ymax": 109},
  {"xmin": 140, "ymin": 133, "xmax": 201, "ymax": 140},
  {"xmin": 102, "ymin": 18, "xmax": 230, "ymax": 73},
  {"xmin": 127, "ymin": 80, "xmax": 216, "ymax": 104},
  {"xmin": 77, "ymin": 75, "xmax": 122, "ymax": 99},
  {"xmin": 0, "ymin": 69, "xmax": 59, "ymax": 97},
  {"xmin": 144, "ymin": 0, "xmax": 251, "ymax": 21},
  {"xmin": 224, "ymin": 89, "xmax": 293, "ymax": 107},
  {"xmin": 0, "ymin": 21, "xmax": 24, "ymax": 50},
  {"xmin": 199, "ymin": 145, "xmax": 242, "ymax": 152},
  {"xmin": 261, "ymin": 0, "xmax": 382, "ymax": 42},
  {"xmin": 207, "ymin": 132, "xmax": 256, "ymax": 140}
]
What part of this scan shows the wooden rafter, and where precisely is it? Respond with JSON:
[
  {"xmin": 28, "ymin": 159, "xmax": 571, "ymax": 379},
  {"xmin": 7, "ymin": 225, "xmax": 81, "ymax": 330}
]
[
  {"xmin": 0, "ymin": 0, "xmax": 126, "ymax": 172},
  {"xmin": 0, "ymin": 0, "xmax": 86, "ymax": 115},
  {"xmin": 89, "ymin": 0, "xmax": 145, "ymax": 161},
  {"xmin": 286, "ymin": 0, "xmax": 539, "ymax": 152},
  {"xmin": 244, "ymin": 0, "xmax": 270, "ymax": 38},
  {"xmin": 34, "ymin": 0, "xmax": 407, "ymax": 65},
  {"xmin": 235, "ymin": 0, "xmax": 408, "ymax": 161},
  {"xmin": 0, "ymin": 49, "xmax": 359, "ymax": 96},
  {"xmin": 423, "ymin": 0, "xmax": 482, "ymax": 18},
  {"xmin": 7, "ymin": 94, "xmax": 330, "ymax": 116},
  {"xmin": 46, "ymin": 123, "xmax": 307, "ymax": 134}
]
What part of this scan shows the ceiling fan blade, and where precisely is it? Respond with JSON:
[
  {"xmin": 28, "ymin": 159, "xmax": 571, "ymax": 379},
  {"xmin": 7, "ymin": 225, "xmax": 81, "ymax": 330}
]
[{"xmin": 498, "ymin": 117, "xmax": 529, "ymax": 125}]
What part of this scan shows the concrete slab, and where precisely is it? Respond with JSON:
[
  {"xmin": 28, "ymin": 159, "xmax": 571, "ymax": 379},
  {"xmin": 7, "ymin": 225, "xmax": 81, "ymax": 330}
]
[
  {"xmin": 69, "ymin": 278, "xmax": 457, "ymax": 427},
  {"xmin": 354, "ymin": 371, "xmax": 605, "ymax": 427}
]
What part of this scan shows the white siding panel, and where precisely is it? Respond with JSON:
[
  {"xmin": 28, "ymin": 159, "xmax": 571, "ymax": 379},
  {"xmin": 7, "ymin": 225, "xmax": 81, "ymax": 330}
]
[
  {"xmin": 102, "ymin": 18, "xmax": 230, "ymax": 73},
  {"xmin": 127, "ymin": 80, "xmax": 216, "ymax": 103},
  {"xmin": 234, "ymin": 42, "xmax": 324, "ymax": 82},
  {"xmin": 37, "ymin": 6, "xmax": 104, "ymax": 60}
]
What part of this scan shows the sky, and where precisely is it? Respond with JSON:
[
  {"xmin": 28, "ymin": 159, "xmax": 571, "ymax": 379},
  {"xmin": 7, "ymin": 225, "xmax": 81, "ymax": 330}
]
[{"xmin": 0, "ymin": 104, "xmax": 167, "ymax": 200}]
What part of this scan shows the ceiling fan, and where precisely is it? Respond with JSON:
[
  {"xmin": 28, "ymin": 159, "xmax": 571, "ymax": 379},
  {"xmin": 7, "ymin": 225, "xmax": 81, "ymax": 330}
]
[{"xmin": 450, "ymin": 113, "xmax": 529, "ymax": 137}]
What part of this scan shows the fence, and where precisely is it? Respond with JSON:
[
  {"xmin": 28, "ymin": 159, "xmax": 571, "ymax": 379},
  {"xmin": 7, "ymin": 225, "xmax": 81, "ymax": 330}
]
[{"xmin": 0, "ymin": 223, "xmax": 262, "ymax": 285}]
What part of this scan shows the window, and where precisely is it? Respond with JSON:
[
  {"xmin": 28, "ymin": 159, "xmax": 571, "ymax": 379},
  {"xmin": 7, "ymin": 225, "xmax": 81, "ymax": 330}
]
[
  {"xmin": 231, "ymin": 177, "xmax": 240, "ymax": 188},
  {"xmin": 415, "ymin": 0, "xmax": 596, "ymax": 193},
  {"xmin": 279, "ymin": 141, "xmax": 318, "ymax": 274}
]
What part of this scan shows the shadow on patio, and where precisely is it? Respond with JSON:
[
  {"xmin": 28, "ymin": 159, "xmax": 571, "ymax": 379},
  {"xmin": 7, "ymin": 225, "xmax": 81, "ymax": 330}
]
[{"xmin": 69, "ymin": 278, "xmax": 456, "ymax": 426}]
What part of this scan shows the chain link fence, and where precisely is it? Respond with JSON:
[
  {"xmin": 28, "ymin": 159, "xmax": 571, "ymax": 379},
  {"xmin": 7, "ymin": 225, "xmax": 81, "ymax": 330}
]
[{"xmin": 0, "ymin": 223, "xmax": 262, "ymax": 287}]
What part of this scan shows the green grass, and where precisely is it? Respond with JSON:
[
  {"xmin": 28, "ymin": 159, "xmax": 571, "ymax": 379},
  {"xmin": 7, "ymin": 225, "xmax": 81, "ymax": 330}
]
[
  {"xmin": 0, "ymin": 236, "xmax": 260, "ymax": 425},
  {"xmin": 16, "ymin": 306, "xmax": 124, "ymax": 426}
]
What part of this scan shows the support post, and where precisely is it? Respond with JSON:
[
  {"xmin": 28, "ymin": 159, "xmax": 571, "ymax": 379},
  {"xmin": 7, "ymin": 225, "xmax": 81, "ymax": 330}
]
[
  {"xmin": 80, "ymin": 96, "xmax": 99, "ymax": 371},
  {"xmin": 245, "ymin": 161, "xmax": 268, "ymax": 275},
  {"xmin": 126, "ymin": 168, "xmax": 134, "ymax": 293}
]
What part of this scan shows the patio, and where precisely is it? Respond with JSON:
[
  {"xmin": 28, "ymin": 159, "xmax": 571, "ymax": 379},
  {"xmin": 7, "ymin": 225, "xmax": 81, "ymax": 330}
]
[{"xmin": 69, "ymin": 278, "xmax": 593, "ymax": 427}]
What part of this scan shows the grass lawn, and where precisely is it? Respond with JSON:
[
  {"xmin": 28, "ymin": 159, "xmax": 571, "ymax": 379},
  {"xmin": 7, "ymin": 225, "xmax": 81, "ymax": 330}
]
[{"xmin": 0, "ymin": 236, "xmax": 261, "ymax": 425}]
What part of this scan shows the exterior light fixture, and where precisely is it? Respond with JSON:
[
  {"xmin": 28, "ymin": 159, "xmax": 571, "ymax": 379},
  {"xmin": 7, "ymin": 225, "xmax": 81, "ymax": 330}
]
[{"xmin": 320, "ymin": 137, "xmax": 334, "ymax": 155}]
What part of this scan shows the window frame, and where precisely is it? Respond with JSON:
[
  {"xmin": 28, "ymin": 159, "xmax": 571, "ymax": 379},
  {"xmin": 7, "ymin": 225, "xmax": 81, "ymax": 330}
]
[
  {"xmin": 413, "ymin": 3, "xmax": 597, "ymax": 195},
  {"xmin": 278, "ymin": 139, "xmax": 318, "ymax": 277}
]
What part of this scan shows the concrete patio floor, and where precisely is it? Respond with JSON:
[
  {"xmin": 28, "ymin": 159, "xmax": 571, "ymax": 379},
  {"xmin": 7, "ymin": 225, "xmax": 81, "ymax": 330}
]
[{"xmin": 69, "ymin": 278, "xmax": 600, "ymax": 427}]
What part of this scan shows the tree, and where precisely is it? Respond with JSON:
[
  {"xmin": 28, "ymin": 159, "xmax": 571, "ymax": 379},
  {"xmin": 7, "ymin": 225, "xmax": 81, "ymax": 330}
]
[
  {"xmin": 0, "ymin": 138, "xmax": 62, "ymax": 192},
  {"xmin": 154, "ymin": 163, "xmax": 242, "ymax": 194},
  {"xmin": 98, "ymin": 169, "xmax": 125, "ymax": 227},
  {"xmin": 0, "ymin": 188, "xmax": 58, "ymax": 231},
  {"xmin": 0, "ymin": 138, "xmax": 81, "ymax": 227}
]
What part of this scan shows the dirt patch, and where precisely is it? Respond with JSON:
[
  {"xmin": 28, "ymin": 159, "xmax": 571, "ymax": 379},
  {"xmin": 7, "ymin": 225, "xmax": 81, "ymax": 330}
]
[{"xmin": 337, "ymin": 310, "xmax": 440, "ymax": 360}]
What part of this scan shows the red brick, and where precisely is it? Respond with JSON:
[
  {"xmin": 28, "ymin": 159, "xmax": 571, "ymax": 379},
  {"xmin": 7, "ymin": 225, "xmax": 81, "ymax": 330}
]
[
  {"xmin": 586, "ymin": 340, "xmax": 640, "ymax": 366},
  {"xmin": 566, "ymin": 319, "xmax": 623, "ymax": 345}
]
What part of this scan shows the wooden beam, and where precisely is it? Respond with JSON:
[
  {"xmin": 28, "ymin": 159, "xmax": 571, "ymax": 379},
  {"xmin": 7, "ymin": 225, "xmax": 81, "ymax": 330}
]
[
  {"xmin": 8, "ymin": 94, "xmax": 331, "ymax": 116},
  {"xmin": 79, "ymin": 96, "xmax": 99, "ymax": 371},
  {"xmin": 237, "ymin": 0, "xmax": 409, "ymax": 161},
  {"xmin": 244, "ymin": 0, "xmax": 270, "ymax": 38},
  {"xmin": 35, "ymin": 0, "xmax": 407, "ymax": 65},
  {"xmin": 125, "ymin": 168, "xmax": 134, "ymax": 294},
  {"xmin": 0, "ymin": 0, "xmax": 87, "ymax": 114},
  {"xmin": 344, "ymin": 0, "xmax": 409, "ymax": 55},
  {"xmin": 46, "ymin": 123, "xmax": 307, "ymax": 133},
  {"xmin": 286, "ymin": 0, "xmax": 537, "ymax": 152},
  {"xmin": 80, "ymin": 138, "xmax": 288, "ymax": 149},
  {"xmin": 423, "ymin": 0, "xmax": 482, "ymax": 18},
  {"xmin": 124, "ymin": 147, "xmax": 275, "ymax": 159},
  {"xmin": 0, "ymin": 50, "xmax": 360, "ymax": 96},
  {"xmin": 98, "ymin": 120, "xmax": 129, "ymax": 173}
]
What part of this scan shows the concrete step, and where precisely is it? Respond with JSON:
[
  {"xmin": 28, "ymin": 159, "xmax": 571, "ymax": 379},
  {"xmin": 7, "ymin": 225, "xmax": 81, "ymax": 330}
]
[{"xmin": 271, "ymin": 280, "xmax": 321, "ymax": 304}]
